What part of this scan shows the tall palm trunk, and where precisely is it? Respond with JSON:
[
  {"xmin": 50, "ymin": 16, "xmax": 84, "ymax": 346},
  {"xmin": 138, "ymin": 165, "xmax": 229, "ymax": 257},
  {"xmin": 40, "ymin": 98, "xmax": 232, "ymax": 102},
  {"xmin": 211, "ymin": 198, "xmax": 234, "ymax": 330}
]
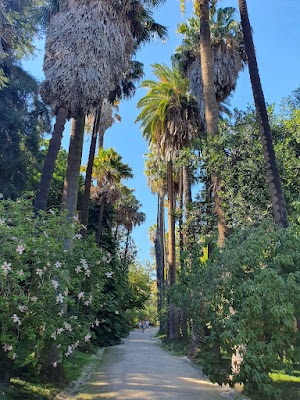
[
  {"xmin": 80, "ymin": 107, "xmax": 102, "ymax": 236},
  {"xmin": 156, "ymin": 194, "xmax": 165, "ymax": 334},
  {"xmin": 123, "ymin": 228, "xmax": 131, "ymax": 268},
  {"xmin": 34, "ymin": 108, "xmax": 68, "ymax": 212},
  {"xmin": 238, "ymin": 0, "xmax": 288, "ymax": 228},
  {"xmin": 96, "ymin": 201, "xmax": 105, "ymax": 245},
  {"xmin": 61, "ymin": 116, "xmax": 85, "ymax": 218},
  {"xmin": 178, "ymin": 167, "xmax": 188, "ymax": 340},
  {"xmin": 167, "ymin": 160, "xmax": 180, "ymax": 340},
  {"xmin": 199, "ymin": 0, "xmax": 231, "ymax": 247}
]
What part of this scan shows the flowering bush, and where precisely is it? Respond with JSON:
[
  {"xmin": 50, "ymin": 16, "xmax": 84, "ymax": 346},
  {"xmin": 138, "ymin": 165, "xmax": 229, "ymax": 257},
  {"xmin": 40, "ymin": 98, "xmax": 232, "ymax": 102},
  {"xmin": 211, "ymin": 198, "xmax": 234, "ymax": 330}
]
[{"xmin": 0, "ymin": 199, "xmax": 117, "ymax": 384}]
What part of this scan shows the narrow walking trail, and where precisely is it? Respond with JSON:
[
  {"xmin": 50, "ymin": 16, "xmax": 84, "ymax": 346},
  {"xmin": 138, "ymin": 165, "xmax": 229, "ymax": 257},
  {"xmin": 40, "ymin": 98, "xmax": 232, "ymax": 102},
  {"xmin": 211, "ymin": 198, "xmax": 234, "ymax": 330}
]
[{"xmin": 72, "ymin": 328, "xmax": 237, "ymax": 400}]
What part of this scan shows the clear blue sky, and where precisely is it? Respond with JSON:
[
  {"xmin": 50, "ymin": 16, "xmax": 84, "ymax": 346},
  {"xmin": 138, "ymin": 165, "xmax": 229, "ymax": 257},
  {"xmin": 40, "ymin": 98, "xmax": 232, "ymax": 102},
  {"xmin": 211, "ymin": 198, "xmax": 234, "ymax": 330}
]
[{"xmin": 23, "ymin": 0, "xmax": 300, "ymax": 265}]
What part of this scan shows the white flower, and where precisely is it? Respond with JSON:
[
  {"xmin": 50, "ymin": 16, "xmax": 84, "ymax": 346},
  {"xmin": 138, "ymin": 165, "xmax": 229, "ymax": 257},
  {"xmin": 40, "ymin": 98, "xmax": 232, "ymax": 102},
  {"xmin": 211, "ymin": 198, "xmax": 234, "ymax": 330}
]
[
  {"xmin": 12, "ymin": 353, "xmax": 17, "ymax": 360},
  {"xmin": 102, "ymin": 256, "xmax": 107, "ymax": 263},
  {"xmin": 12, "ymin": 314, "xmax": 21, "ymax": 326},
  {"xmin": 83, "ymin": 300, "xmax": 90, "ymax": 306},
  {"xmin": 75, "ymin": 266, "xmax": 82, "ymax": 274},
  {"xmin": 58, "ymin": 310, "xmax": 64, "ymax": 316},
  {"xmin": 3, "ymin": 344, "xmax": 13, "ymax": 352},
  {"xmin": 84, "ymin": 334, "xmax": 92, "ymax": 342},
  {"xmin": 64, "ymin": 289, "xmax": 68, "ymax": 296},
  {"xmin": 115, "ymin": 311, "xmax": 119, "ymax": 315},
  {"xmin": 51, "ymin": 280, "xmax": 59, "ymax": 290},
  {"xmin": 18, "ymin": 305, "xmax": 28, "ymax": 313},
  {"xmin": 36, "ymin": 268, "xmax": 43, "ymax": 277},
  {"xmin": 73, "ymin": 215, "xmax": 79, "ymax": 222},
  {"xmin": 57, "ymin": 328, "xmax": 64, "ymax": 335},
  {"xmin": 52, "ymin": 361, "xmax": 58, "ymax": 368},
  {"xmin": 0, "ymin": 193, "xmax": 3, "ymax": 199},
  {"xmin": 78, "ymin": 291, "xmax": 84, "ymax": 300},
  {"xmin": 43, "ymin": 231, "xmax": 48, "ymax": 238},
  {"xmin": 0, "ymin": 218, "xmax": 5, "ymax": 225},
  {"xmin": 30, "ymin": 296, "xmax": 38, "ymax": 303},
  {"xmin": 63, "ymin": 322, "xmax": 73, "ymax": 332},
  {"xmin": 56, "ymin": 294, "xmax": 65, "ymax": 303},
  {"xmin": 73, "ymin": 234, "xmax": 83, "ymax": 240},
  {"xmin": 105, "ymin": 271, "xmax": 113, "ymax": 278},
  {"xmin": 51, "ymin": 332, "xmax": 57, "ymax": 340},
  {"xmin": 16, "ymin": 244, "xmax": 25, "ymax": 255},
  {"xmin": 54, "ymin": 261, "xmax": 62, "ymax": 269},
  {"xmin": 17, "ymin": 269, "xmax": 25, "ymax": 277},
  {"xmin": 95, "ymin": 319, "xmax": 100, "ymax": 327},
  {"xmin": 84, "ymin": 269, "xmax": 91, "ymax": 277},
  {"xmin": 1, "ymin": 261, "xmax": 12, "ymax": 273},
  {"xmin": 74, "ymin": 341, "xmax": 79, "ymax": 348}
]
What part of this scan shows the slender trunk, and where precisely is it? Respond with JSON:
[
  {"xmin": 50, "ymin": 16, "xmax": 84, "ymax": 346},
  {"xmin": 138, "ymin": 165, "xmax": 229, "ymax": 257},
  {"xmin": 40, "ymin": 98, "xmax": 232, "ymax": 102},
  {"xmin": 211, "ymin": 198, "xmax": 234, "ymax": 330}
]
[
  {"xmin": 98, "ymin": 128, "xmax": 105, "ymax": 149},
  {"xmin": 238, "ymin": 0, "xmax": 288, "ymax": 228},
  {"xmin": 178, "ymin": 167, "xmax": 188, "ymax": 340},
  {"xmin": 167, "ymin": 160, "xmax": 180, "ymax": 341},
  {"xmin": 199, "ymin": 0, "xmax": 231, "ymax": 247},
  {"xmin": 183, "ymin": 164, "xmax": 193, "ymax": 247},
  {"xmin": 114, "ymin": 224, "xmax": 119, "ymax": 240},
  {"xmin": 34, "ymin": 108, "xmax": 68, "ymax": 212},
  {"xmin": 61, "ymin": 116, "xmax": 85, "ymax": 219},
  {"xmin": 96, "ymin": 201, "xmax": 105, "ymax": 245},
  {"xmin": 123, "ymin": 228, "xmax": 130, "ymax": 268},
  {"xmin": 156, "ymin": 195, "xmax": 165, "ymax": 333},
  {"xmin": 80, "ymin": 107, "xmax": 102, "ymax": 237},
  {"xmin": 0, "ymin": 354, "xmax": 13, "ymax": 386}
]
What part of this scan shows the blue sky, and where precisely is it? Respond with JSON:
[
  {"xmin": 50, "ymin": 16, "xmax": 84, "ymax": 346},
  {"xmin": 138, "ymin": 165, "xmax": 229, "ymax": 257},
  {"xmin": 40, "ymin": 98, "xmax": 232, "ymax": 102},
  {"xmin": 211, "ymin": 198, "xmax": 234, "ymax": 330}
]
[{"xmin": 23, "ymin": 0, "xmax": 300, "ymax": 264}]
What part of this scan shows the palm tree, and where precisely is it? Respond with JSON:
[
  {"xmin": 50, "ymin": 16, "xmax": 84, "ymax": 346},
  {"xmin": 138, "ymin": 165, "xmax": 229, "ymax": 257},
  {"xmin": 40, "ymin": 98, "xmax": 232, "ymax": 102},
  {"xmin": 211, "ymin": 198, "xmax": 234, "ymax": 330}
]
[
  {"xmin": 80, "ymin": 100, "xmax": 115, "ymax": 235},
  {"xmin": 237, "ymin": 0, "xmax": 288, "ymax": 228},
  {"xmin": 137, "ymin": 64, "xmax": 200, "ymax": 340},
  {"xmin": 83, "ymin": 148, "xmax": 133, "ymax": 244},
  {"xmin": 33, "ymin": 0, "xmax": 135, "ymax": 212}
]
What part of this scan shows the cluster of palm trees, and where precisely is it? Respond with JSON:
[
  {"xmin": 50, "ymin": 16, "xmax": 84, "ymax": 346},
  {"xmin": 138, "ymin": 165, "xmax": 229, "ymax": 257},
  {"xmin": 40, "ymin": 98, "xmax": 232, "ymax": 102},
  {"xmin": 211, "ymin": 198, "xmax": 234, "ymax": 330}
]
[
  {"xmin": 30, "ymin": 0, "xmax": 166, "ymax": 245},
  {"xmin": 137, "ymin": 0, "xmax": 288, "ymax": 341}
]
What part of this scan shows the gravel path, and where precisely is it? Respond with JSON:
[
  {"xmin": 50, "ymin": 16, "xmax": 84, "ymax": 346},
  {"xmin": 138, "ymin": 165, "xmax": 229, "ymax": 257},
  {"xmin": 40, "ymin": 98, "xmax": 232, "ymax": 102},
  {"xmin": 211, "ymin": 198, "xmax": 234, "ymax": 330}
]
[{"xmin": 73, "ymin": 328, "xmax": 242, "ymax": 400}]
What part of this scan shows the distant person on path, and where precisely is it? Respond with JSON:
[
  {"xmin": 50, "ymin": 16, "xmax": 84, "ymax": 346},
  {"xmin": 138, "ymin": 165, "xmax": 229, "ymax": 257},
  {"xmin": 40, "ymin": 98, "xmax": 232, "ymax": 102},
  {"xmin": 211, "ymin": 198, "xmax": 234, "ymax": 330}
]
[
  {"xmin": 138, "ymin": 320, "xmax": 142, "ymax": 332},
  {"xmin": 145, "ymin": 319, "xmax": 150, "ymax": 330},
  {"xmin": 141, "ymin": 319, "xmax": 145, "ymax": 333}
]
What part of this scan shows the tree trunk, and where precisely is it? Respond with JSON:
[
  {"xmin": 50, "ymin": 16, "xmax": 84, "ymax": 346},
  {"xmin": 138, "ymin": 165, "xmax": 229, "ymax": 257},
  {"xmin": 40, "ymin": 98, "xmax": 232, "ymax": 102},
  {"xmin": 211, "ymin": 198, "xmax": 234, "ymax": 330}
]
[
  {"xmin": 178, "ymin": 167, "xmax": 188, "ymax": 340},
  {"xmin": 155, "ymin": 194, "xmax": 165, "ymax": 334},
  {"xmin": 96, "ymin": 201, "xmax": 105, "ymax": 246},
  {"xmin": 80, "ymin": 107, "xmax": 102, "ymax": 237},
  {"xmin": 238, "ymin": 0, "xmax": 288, "ymax": 228},
  {"xmin": 183, "ymin": 164, "xmax": 193, "ymax": 246},
  {"xmin": 34, "ymin": 107, "xmax": 68, "ymax": 212},
  {"xmin": 61, "ymin": 116, "xmax": 85, "ymax": 219},
  {"xmin": 167, "ymin": 160, "xmax": 180, "ymax": 341},
  {"xmin": 199, "ymin": 0, "xmax": 231, "ymax": 247},
  {"xmin": 123, "ymin": 228, "xmax": 131, "ymax": 268}
]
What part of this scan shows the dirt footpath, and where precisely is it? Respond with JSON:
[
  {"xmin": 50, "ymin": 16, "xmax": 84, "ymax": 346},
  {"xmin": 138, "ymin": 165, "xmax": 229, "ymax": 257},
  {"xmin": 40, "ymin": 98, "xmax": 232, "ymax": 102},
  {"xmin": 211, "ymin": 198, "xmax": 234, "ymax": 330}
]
[{"xmin": 72, "ymin": 328, "xmax": 243, "ymax": 400}]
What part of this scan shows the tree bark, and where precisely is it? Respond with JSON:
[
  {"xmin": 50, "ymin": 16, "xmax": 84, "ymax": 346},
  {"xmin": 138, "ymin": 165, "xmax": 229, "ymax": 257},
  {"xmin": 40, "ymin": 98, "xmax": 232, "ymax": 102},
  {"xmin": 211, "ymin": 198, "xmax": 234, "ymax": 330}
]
[
  {"xmin": 61, "ymin": 116, "xmax": 85, "ymax": 219},
  {"xmin": 155, "ymin": 194, "xmax": 165, "ymax": 333},
  {"xmin": 80, "ymin": 107, "xmax": 102, "ymax": 237},
  {"xmin": 167, "ymin": 160, "xmax": 180, "ymax": 341},
  {"xmin": 34, "ymin": 107, "xmax": 68, "ymax": 212},
  {"xmin": 199, "ymin": 0, "xmax": 231, "ymax": 247},
  {"xmin": 123, "ymin": 228, "xmax": 131, "ymax": 268},
  {"xmin": 96, "ymin": 201, "xmax": 105, "ymax": 246},
  {"xmin": 238, "ymin": 0, "xmax": 288, "ymax": 228}
]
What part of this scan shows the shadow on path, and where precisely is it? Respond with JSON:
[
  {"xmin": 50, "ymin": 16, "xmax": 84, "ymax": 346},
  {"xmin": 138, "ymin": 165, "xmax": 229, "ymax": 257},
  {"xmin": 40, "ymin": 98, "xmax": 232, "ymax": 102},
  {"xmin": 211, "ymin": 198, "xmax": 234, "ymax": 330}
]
[{"xmin": 71, "ymin": 328, "xmax": 239, "ymax": 400}]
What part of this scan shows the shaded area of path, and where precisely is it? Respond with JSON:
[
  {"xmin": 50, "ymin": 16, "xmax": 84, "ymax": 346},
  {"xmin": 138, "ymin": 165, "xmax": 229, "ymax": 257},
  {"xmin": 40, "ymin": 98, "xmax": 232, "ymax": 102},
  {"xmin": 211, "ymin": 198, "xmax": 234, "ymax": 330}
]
[{"xmin": 73, "ymin": 328, "xmax": 238, "ymax": 400}]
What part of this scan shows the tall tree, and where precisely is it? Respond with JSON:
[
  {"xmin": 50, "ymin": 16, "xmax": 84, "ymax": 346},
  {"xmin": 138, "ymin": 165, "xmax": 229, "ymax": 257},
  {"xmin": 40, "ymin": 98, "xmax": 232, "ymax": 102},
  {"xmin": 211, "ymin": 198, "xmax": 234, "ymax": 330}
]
[
  {"xmin": 137, "ymin": 64, "xmax": 200, "ymax": 340},
  {"xmin": 237, "ymin": 0, "xmax": 288, "ymax": 228},
  {"xmin": 33, "ymin": 0, "xmax": 135, "ymax": 212}
]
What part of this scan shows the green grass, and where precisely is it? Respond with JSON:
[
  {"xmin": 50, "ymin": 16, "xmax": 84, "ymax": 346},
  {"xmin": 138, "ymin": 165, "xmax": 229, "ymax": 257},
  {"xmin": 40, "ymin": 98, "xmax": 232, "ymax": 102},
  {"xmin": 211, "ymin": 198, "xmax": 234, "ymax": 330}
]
[
  {"xmin": 270, "ymin": 370, "xmax": 300, "ymax": 400},
  {"xmin": 0, "ymin": 348, "xmax": 98, "ymax": 400}
]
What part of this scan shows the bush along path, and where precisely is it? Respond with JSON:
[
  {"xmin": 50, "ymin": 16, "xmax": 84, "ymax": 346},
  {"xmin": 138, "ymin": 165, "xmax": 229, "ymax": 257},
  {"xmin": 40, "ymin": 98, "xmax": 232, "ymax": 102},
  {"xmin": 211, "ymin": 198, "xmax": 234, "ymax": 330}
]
[{"xmin": 69, "ymin": 328, "xmax": 248, "ymax": 400}]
